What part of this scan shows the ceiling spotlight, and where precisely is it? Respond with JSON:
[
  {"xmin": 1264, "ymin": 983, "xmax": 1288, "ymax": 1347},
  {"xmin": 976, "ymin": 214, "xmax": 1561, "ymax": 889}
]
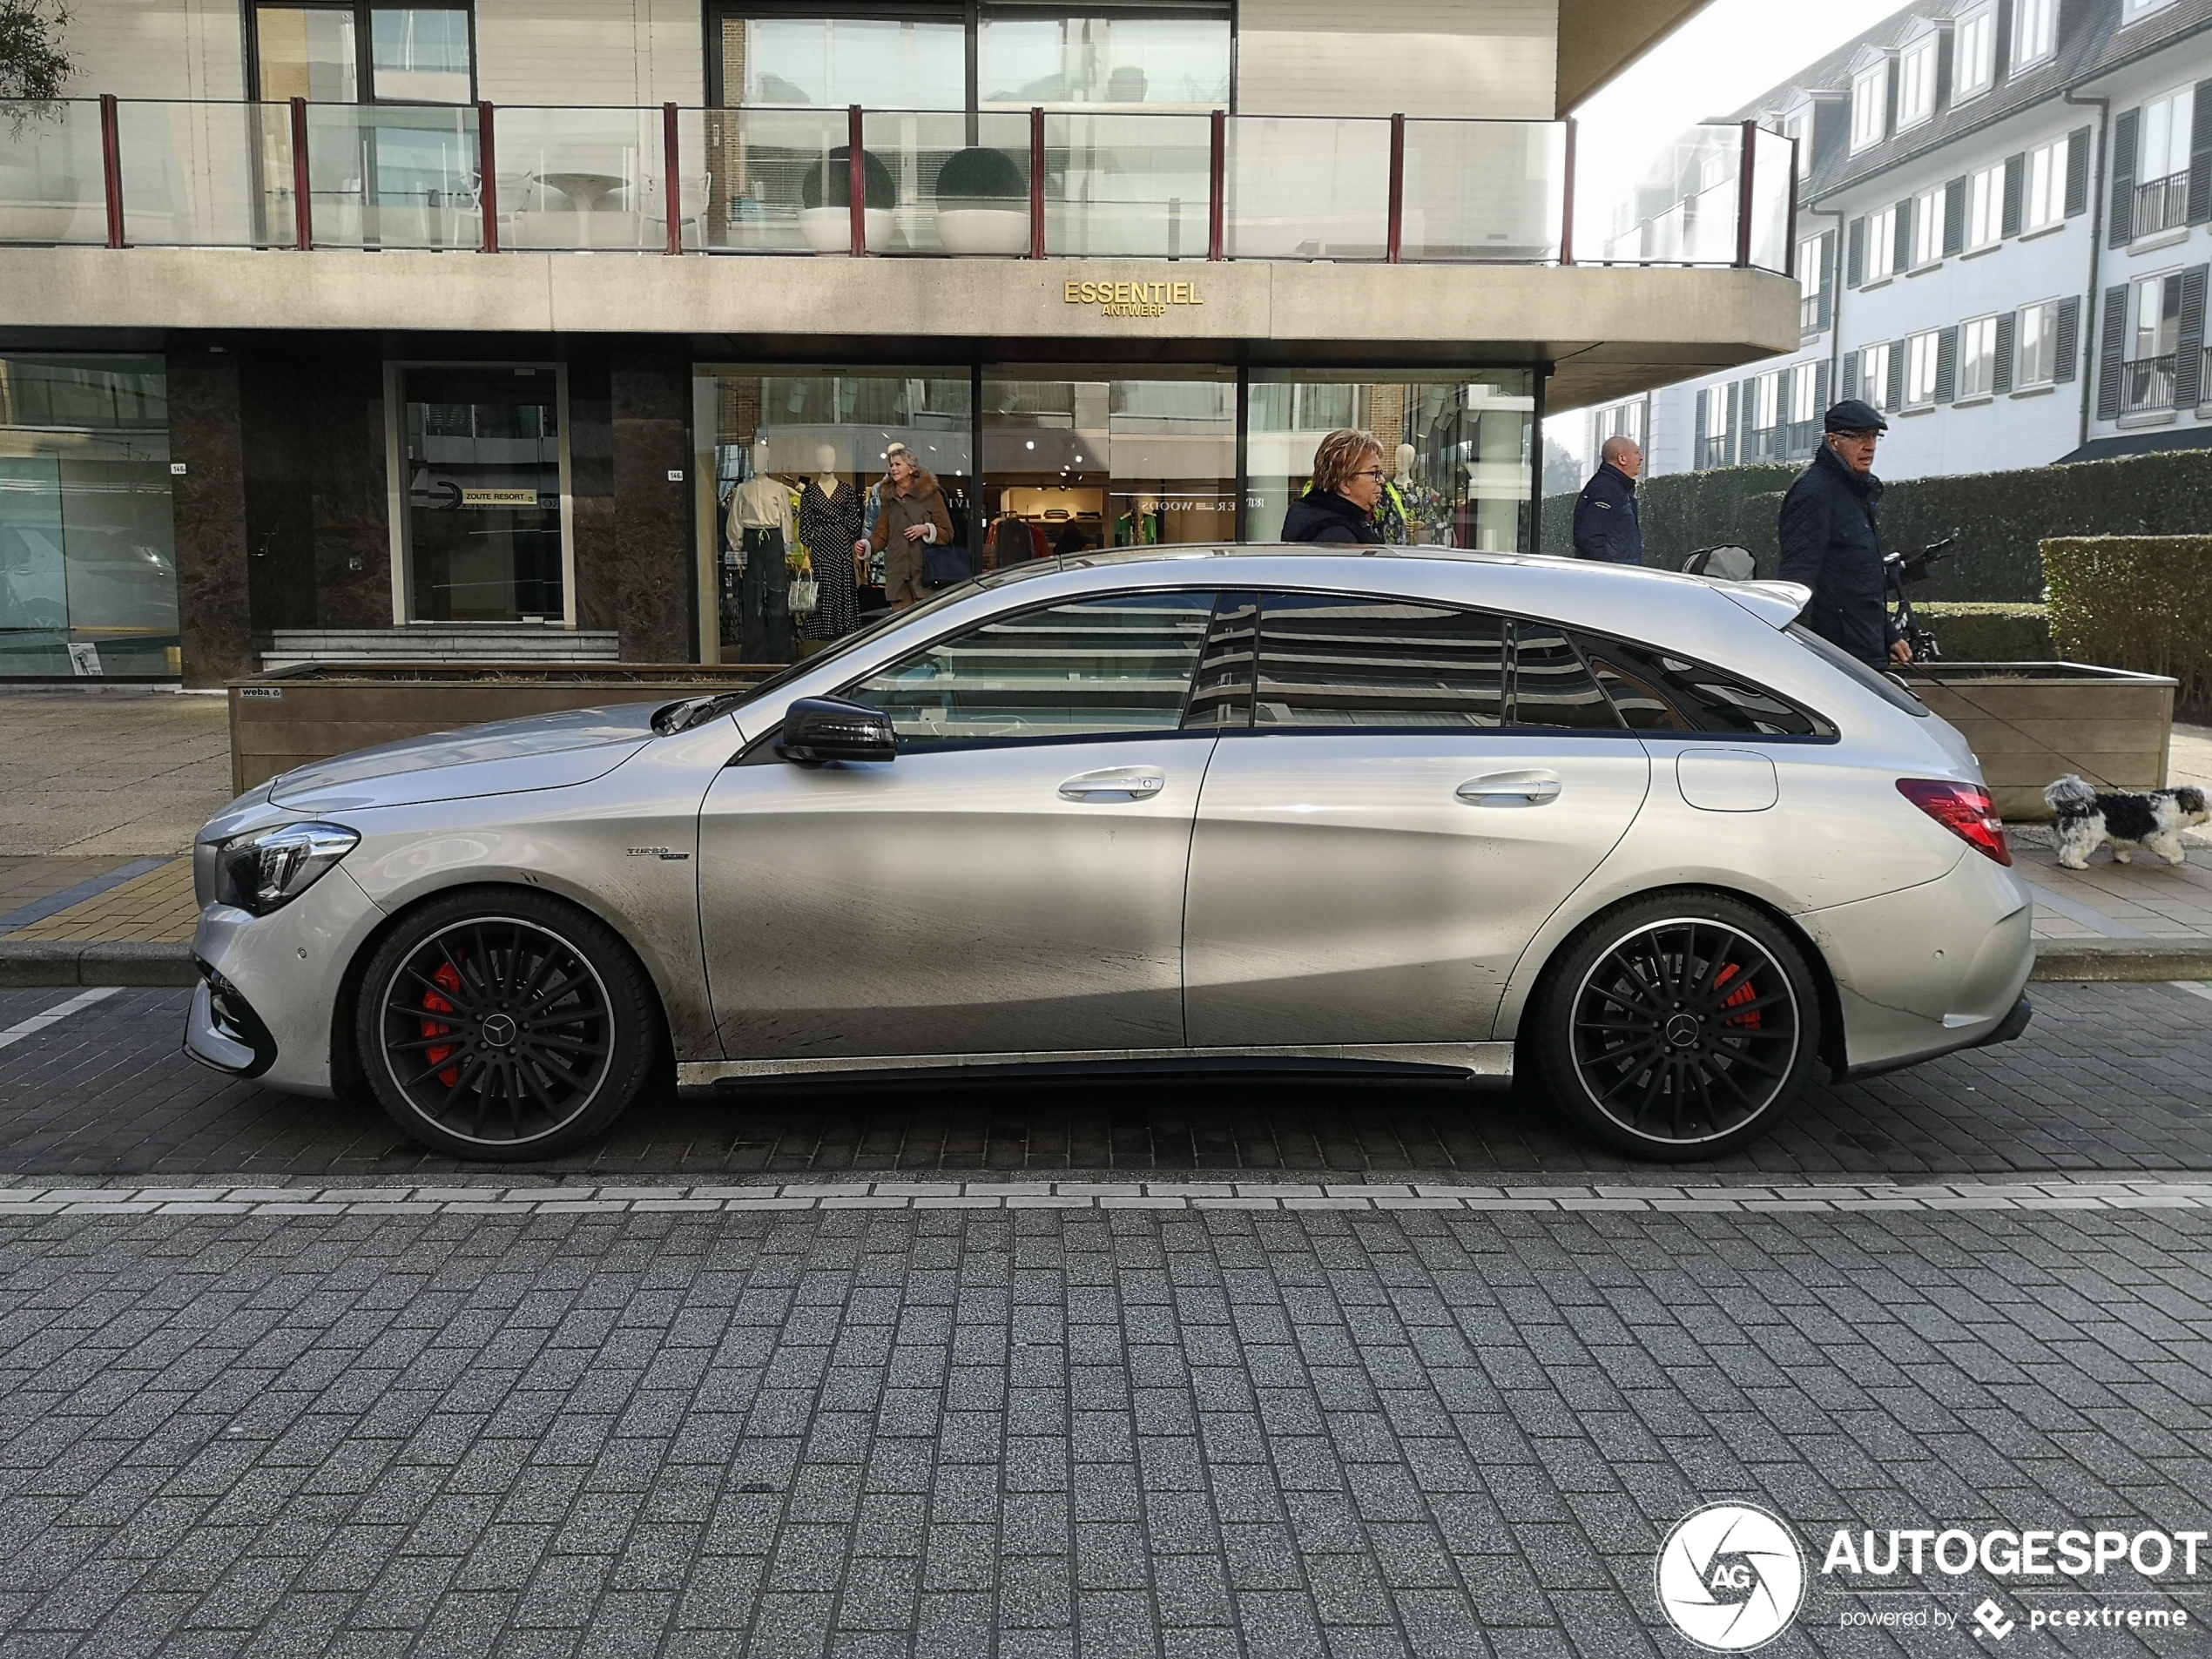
[{"xmin": 1025, "ymin": 440, "xmax": 1035, "ymax": 449}]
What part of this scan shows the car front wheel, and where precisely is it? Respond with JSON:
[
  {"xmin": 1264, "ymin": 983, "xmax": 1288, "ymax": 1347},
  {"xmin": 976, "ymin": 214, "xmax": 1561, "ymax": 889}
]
[
  {"xmin": 354, "ymin": 890, "xmax": 659, "ymax": 1160},
  {"xmin": 1531, "ymin": 894, "xmax": 1821, "ymax": 1160}
]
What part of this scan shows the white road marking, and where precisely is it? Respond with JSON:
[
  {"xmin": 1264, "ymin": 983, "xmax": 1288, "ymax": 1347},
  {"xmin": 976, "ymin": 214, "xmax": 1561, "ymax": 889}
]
[{"xmin": 0, "ymin": 986, "xmax": 120, "ymax": 1052}]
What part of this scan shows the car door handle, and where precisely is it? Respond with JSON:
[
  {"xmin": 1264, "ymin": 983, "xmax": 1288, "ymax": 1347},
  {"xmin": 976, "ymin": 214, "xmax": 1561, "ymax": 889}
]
[
  {"xmin": 1059, "ymin": 767, "xmax": 1166, "ymax": 801},
  {"xmin": 1456, "ymin": 772, "xmax": 1561, "ymax": 805}
]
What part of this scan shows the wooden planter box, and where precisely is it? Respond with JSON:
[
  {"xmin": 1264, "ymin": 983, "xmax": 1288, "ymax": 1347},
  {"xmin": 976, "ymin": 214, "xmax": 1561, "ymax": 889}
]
[
  {"xmin": 1900, "ymin": 662, "xmax": 2177, "ymax": 821},
  {"xmin": 227, "ymin": 663, "xmax": 775, "ymax": 795}
]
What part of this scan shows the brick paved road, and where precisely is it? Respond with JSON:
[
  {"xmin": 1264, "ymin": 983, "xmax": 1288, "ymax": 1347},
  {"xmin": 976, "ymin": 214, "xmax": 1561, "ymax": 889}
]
[
  {"xmin": 1, "ymin": 982, "xmax": 2210, "ymax": 1180},
  {"xmin": 6, "ymin": 986, "xmax": 2212, "ymax": 1656},
  {"xmin": 0, "ymin": 1197, "xmax": 2208, "ymax": 1656}
]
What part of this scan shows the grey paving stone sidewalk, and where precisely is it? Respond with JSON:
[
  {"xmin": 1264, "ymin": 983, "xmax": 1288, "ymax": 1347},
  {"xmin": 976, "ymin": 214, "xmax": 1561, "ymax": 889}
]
[
  {"xmin": 3, "ymin": 981, "xmax": 2211, "ymax": 1180},
  {"xmin": 0, "ymin": 1199, "xmax": 2206, "ymax": 1657}
]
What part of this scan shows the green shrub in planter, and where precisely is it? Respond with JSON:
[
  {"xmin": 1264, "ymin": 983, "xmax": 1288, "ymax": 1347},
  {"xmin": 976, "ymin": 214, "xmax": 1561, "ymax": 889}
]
[
  {"xmin": 934, "ymin": 145, "xmax": 1026, "ymax": 203},
  {"xmin": 799, "ymin": 146, "xmax": 897, "ymax": 210},
  {"xmin": 2044, "ymin": 536, "xmax": 2212, "ymax": 711},
  {"xmin": 1914, "ymin": 603, "xmax": 2051, "ymax": 663}
]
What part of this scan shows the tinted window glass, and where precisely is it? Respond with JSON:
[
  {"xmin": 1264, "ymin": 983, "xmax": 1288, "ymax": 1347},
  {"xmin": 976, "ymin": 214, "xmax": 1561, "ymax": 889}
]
[
  {"xmin": 1786, "ymin": 624, "xmax": 1925, "ymax": 719},
  {"xmin": 1583, "ymin": 635, "xmax": 1838, "ymax": 737},
  {"xmin": 1252, "ymin": 595, "xmax": 1505, "ymax": 728},
  {"xmin": 1510, "ymin": 625, "xmax": 1621, "ymax": 731},
  {"xmin": 1184, "ymin": 591, "xmax": 1258, "ymax": 729},
  {"xmin": 848, "ymin": 591, "xmax": 1214, "ymax": 744}
]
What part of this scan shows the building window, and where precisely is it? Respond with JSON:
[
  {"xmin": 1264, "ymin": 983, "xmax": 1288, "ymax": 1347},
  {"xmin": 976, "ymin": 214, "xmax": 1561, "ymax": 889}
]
[
  {"xmin": 1851, "ymin": 64, "xmax": 1888, "ymax": 152},
  {"xmin": 1959, "ymin": 315, "xmax": 2000, "ymax": 398},
  {"xmin": 2123, "ymin": 0, "xmax": 2174, "ymax": 22},
  {"xmin": 1249, "ymin": 374, "xmax": 1532, "ymax": 550},
  {"xmin": 1860, "ymin": 341, "xmax": 1893, "ymax": 409},
  {"xmin": 1868, "ymin": 203, "xmax": 1898, "ymax": 280},
  {"xmin": 1976, "ymin": 164, "xmax": 2005, "ymax": 245},
  {"xmin": 2027, "ymin": 138, "xmax": 2067, "ymax": 231},
  {"xmin": 0, "ymin": 355, "xmax": 179, "ymax": 679},
  {"xmin": 980, "ymin": 7, "xmax": 1231, "ymax": 108},
  {"xmin": 1592, "ymin": 400, "xmax": 1644, "ymax": 449},
  {"xmin": 1698, "ymin": 387, "xmax": 1730, "ymax": 469},
  {"xmin": 2128, "ymin": 273, "xmax": 2182, "ymax": 411},
  {"xmin": 1898, "ymin": 37, "xmax": 1937, "ymax": 130},
  {"xmin": 1785, "ymin": 362, "xmax": 1823, "ymax": 455},
  {"xmin": 2136, "ymin": 87, "xmax": 2196, "ymax": 236},
  {"xmin": 1905, "ymin": 331, "xmax": 1942, "ymax": 406},
  {"xmin": 2017, "ymin": 300, "xmax": 2061, "ymax": 384},
  {"xmin": 1912, "ymin": 187, "xmax": 1943, "ymax": 266},
  {"xmin": 2013, "ymin": 0, "xmax": 2056, "ymax": 69},
  {"xmin": 1800, "ymin": 233, "xmax": 1829, "ymax": 329},
  {"xmin": 1784, "ymin": 108, "xmax": 1811, "ymax": 180},
  {"xmin": 1954, "ymin": 8, "xmax": 1994, "ymax": 98},
  {"xmin": 251, "ymin": 3, "xmax": 475, "ymax": 102}
]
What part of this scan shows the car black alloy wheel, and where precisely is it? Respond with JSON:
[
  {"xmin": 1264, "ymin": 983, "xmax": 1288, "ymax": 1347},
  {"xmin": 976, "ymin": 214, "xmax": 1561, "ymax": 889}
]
[
  {"xmin": 356, "ymin": 891, "xmax": 658, "ymax": 1158},
  {"xmin": 1536, "ymin": 894, "xmax": 1820, "ymax": 1160}
]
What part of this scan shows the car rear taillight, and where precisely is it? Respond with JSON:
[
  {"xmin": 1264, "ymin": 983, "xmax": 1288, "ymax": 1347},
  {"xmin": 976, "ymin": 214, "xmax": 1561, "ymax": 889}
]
[{"xmin": 1896, "ymin": 779, "xmax": 2012, "ymax": 867}]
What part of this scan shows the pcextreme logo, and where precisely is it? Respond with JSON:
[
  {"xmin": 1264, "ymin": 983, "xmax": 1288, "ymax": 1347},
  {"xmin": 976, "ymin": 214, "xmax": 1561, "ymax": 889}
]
[{"xmin": 1655, "ymin": 1504, "xmax": 1808, "ymax": 1652}]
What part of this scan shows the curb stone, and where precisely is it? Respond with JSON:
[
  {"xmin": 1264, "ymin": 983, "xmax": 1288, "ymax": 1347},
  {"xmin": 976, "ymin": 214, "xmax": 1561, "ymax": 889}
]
[{"xmin": 1, "ymin": 938, "xmax": 2208, "ymax": 992}]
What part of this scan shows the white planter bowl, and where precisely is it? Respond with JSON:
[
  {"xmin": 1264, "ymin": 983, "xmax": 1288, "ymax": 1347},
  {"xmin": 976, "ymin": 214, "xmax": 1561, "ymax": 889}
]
[
  {"xmin": 936, "ymin": 206, "xmax": 1029, "ymax": 255},
  {"xmin": 799, "ymin": 206, "xmax": 892, "ymax": 253}
]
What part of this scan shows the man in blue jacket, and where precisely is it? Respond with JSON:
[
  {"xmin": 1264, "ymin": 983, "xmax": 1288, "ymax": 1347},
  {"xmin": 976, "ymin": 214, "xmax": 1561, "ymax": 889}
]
[
  {"xmin": 1778, "ymin": 400, "xmax": 1910, "ymax": 669},
  {"xmin": 1571, "ymin": 436, "xmax": 1643, "ymax": 564}
]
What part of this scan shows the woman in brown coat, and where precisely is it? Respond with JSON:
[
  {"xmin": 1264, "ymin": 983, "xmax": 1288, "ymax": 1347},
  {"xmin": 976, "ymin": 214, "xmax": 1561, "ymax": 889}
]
[{"xmin": 868, "ymin": 442, "xmax": 954, "ymax": 609}]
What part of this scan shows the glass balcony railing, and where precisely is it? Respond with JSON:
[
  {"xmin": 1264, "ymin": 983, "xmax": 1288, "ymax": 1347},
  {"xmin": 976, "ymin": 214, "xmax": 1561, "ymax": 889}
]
[{"xmin": 0, "ymin": 98, "xmax": 1798, "ymax": 276}]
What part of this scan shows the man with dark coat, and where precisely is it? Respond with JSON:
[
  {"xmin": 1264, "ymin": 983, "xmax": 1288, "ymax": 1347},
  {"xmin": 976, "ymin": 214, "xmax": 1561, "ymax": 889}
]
[
  {"xmin": 1571, "ymin": 436, "xmax": 1644, "ymax": 564},
  {"xmin": 1778, "ymin": 399, "xmax": 1910, "ymax": 668}
]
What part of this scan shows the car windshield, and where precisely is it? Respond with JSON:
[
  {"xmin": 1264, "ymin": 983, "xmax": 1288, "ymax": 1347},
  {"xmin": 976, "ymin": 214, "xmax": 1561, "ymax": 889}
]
[
  {"xmin": 1786, "ymin": 624, "xmax": 1930, "ymax": 717},
  {"xmin": 651, "ymin": 582, "xmax": 987, "ymax": 735}
]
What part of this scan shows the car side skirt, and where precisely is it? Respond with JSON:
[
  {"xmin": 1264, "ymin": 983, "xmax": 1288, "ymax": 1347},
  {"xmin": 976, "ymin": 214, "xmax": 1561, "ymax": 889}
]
[{"xmin": 679, "ymin": 1042, "xmax": 1515, "ymax": 1088}]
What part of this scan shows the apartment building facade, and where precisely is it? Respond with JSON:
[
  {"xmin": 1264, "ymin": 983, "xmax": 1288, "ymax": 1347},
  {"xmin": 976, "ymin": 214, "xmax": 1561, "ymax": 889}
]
[
  {"xmin": 1582, "ymin": 0, "xmax": 2212, "ymax": 487},
  {"xmin": 0, "ymin": 0, "xmax": 1795, "ymax": 685}
]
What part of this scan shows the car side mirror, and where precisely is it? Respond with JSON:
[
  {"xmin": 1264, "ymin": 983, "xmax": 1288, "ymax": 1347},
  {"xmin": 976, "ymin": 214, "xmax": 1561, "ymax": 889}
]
[{"xmin": 777, "ymin": 698, "xmax": 897, "ymax": 765}]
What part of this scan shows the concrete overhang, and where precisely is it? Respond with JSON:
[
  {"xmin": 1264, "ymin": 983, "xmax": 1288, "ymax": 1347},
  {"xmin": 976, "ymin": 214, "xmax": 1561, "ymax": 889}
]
[
  {"xmin": 1556, "ymin": 0, "xmax": 1714, "ymax": 118},
  {"xmin": 0, "ymin": 246, "xmax": 1797, "ymax": 410}
]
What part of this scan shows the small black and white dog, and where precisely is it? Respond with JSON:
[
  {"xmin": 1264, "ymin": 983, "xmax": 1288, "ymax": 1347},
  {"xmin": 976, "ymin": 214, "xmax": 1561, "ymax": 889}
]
[{"xmin": 2045, "ymin": 773, "xmax": 2211, "ymax": 869}]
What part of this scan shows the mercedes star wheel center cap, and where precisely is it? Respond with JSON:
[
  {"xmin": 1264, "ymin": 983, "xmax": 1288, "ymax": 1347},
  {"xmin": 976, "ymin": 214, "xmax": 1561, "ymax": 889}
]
[
  {"xmin": 480, "ymin": 1014, "xmax": 518, "ymax": 1049},
  {"xmin": 1665, "ymin": 1013, "xmax": 1703, "ymax": 1049}
]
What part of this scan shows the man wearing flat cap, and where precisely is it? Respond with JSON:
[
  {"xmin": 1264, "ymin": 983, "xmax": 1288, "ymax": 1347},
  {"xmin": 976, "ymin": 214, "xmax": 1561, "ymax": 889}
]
[{"xmin": 1778, "ymin": 399, "xmax": 1910, "ymax": 669}]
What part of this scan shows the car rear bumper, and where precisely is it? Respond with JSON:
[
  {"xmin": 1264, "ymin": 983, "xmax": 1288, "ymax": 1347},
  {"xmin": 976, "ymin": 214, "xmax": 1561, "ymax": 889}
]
[{"xmin": 1796, "ymin": 850, "xmax": 2036, "ymax": 1076}]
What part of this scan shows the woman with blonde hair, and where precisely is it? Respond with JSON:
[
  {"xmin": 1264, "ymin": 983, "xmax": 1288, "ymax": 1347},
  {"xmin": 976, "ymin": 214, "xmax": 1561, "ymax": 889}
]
[
  {"xmin": 1281, "ymin": 428, "xmax": 1387, "ymax": 545},
  {"xmin": 867, "ymin": 442, "xmax": 955, "ymax": 608}
]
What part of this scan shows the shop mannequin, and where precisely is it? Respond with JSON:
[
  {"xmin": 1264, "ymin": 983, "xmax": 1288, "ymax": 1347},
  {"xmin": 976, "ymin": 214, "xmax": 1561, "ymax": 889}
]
[
  {"xmin": 799, "ymin": 440, "xmax": 865, "ymax": 643},
  {"xmin": 727, "ymin": 437, "xmax": 795, "ymax": 662},
  {"xmin": 1394, "ymin": 443, "xmax": 1415, "ymax": 488}
]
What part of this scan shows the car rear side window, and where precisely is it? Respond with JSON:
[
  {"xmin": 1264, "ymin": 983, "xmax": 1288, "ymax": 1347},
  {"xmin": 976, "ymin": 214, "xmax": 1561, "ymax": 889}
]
[
  {"xmin": 1508, "ymin": 624, "xmax": 1622, "ymax": 731},
  {"xmin": 848, "ymin": 590, "xmax": 1216, "ymax": 745},
  {"xmin": 1579, "ymin": 635, "xmax": 1838, "ymax": 738},
  {"xmin": 1245, "ymin": 594, "xmax": 1506, "ymax": 729}
]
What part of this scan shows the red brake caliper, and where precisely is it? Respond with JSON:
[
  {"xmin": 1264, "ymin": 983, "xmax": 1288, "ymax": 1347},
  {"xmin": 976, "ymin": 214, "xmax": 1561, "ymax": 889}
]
[
  {"xmin": 1713, "ymin": 962, "xmax": 1761, "ymax": 1029},
  {"xmin": 421, "ymin": 961, "xmax": 463, "ymax": 1087}
]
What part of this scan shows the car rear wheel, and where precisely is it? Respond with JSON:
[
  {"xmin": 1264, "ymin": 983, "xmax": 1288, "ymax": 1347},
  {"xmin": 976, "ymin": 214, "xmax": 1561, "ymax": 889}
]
[
  {"xmin": 1531, "ymin": 894, "xmax": 1820, "ymax": 1160},
  {"xmin": 354, "ymin": 890, "xmax": 659, "ymax": 1160}
]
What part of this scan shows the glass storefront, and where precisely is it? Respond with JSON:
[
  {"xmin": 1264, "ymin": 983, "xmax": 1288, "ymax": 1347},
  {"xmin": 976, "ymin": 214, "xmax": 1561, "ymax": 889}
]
[
  {"xmin": 693, "ymin": 366, "xmax": 974, "ymax": 665},
  {"xmin": 0, "ymin": 355, "xmax": 180, "ymax": 678},
  {"xmin": 397, "ymin": 364, "xmax": 568, "ymax": 623},
  {"xmin": 1246, "ymin": 371, "xmax": 1536, "ymax": 551},
  {"xmin": 982, "ymin": 368, "xmax": 1234, "ymax": 567}
]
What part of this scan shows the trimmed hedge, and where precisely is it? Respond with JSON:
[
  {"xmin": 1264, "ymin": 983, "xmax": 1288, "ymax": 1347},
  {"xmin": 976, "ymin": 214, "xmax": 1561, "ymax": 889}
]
[
  {"xmin": 1543, "ymin": 448, "xmax": 2212, "ymax": 603},
  {"xmin": 1912, "ymin": 603, "xmax": 2052, "ymax": 663},
  {"xmin": 2044, "ymin": 537, "xmax": 2212, "ymax": 711}
]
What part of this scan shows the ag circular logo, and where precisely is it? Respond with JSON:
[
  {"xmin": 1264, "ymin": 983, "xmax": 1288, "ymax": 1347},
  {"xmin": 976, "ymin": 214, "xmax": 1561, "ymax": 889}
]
[{"xmin": 1655, "ymin": 1503, "xmax": 1805, "ymax": 1651}]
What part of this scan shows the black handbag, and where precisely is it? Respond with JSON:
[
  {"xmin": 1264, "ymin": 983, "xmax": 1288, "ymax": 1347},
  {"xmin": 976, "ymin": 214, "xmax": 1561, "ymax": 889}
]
[{"xmin": 923, "ymin": 543, "xmax": 972, "ymax": 587}]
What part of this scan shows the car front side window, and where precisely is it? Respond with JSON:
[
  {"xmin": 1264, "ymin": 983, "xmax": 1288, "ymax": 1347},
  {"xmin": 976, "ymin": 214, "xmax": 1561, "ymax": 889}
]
[{"xmin": 844, "ymin": 590, "xmax": 1217, "ymax": 746}]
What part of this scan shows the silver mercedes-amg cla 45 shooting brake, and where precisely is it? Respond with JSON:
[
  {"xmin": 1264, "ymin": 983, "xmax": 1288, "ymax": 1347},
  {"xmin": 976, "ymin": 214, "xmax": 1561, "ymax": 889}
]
[{"xmin": 185, "ymin": 546, "xmax": 2034, "ymax": 1162}]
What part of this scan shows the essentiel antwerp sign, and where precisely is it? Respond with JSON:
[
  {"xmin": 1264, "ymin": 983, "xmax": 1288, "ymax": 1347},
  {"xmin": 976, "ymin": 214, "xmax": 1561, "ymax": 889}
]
[{"xmin": 1063, "ymin": 278, "xmax": 1207, "ymax": 318}]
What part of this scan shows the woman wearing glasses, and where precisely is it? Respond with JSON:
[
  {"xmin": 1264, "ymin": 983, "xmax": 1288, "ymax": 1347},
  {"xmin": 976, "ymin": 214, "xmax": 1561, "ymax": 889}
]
[{"xmin": 1279, "ymin": 428, "xmax": 1387, "ymax": 545}]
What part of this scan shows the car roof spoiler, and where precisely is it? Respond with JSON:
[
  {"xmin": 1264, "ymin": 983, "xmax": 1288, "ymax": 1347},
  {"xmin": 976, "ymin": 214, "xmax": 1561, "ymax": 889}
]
[{"xmin": 1718, "ymin": 580, "xmax": 1812, "ymax": 629}]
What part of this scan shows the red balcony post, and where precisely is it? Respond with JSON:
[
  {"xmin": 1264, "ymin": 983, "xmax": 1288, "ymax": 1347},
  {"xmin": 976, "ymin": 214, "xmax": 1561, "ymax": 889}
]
[
  {"xmin": 289, "ymin": 96, "xmax": 314, "ymax": 251},
  {"xmin": 1559, "ymin": 118, "xmax": 1576, "ymax": 266},
  {"xmin": 1028, "ymin": 106, "xmax": 1046, "ymax": 260},
  {"xmin": 478, "ymin": 101, "xmax": 499, "ymax": 253},
  {"xmin": 1386, "ymin": 113, "xmax": 1406, "ymax": 263},
  {"xmin": 98, "ymin": 94, "xmax": 125, "ymax": 249},
  {"xmin": 847, "ymin": 104, "xmax": 867, "ymax": 257},
  {"xmin": 1208, "ymin": 108, "xmax": 1225, "ymax": 261},
  {"xmin": 663, "ymin": 102, "xmax": 683, "ymax": 254},
  {"xmin": 1735, "ymin": 118, "xmax": 1757, "ymax": 269}
]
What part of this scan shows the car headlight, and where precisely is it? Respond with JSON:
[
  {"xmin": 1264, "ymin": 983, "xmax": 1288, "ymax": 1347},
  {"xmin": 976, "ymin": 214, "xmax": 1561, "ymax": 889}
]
[{"xmin": 214, "ymin": 822, "xmax": 360, "ymax": 915}]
